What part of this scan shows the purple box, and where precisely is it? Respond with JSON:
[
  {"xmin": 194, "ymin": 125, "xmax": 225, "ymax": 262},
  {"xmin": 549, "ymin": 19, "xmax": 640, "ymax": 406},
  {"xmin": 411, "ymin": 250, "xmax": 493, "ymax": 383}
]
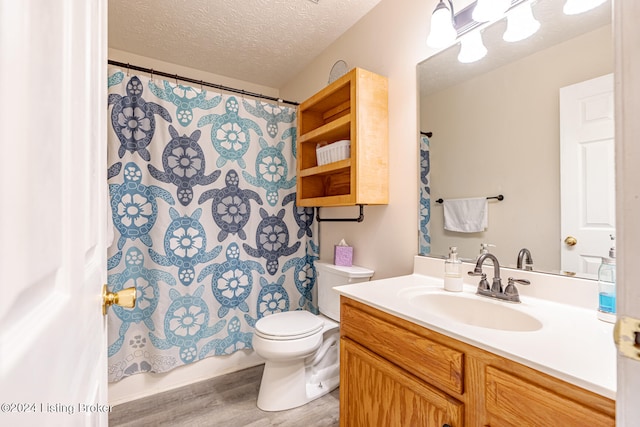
[{"xmin": 334, "ymin": 245, "xmax": 353, "ymax": 267}]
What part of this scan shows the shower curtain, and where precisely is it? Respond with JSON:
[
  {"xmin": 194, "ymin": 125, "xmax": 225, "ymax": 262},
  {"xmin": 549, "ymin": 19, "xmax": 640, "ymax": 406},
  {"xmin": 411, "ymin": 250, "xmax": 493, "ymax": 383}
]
[
  {"xmin": 419, "ymin": 135, "xmax": 431, "ymax": 254},
  {"xmin": 106, "ymin": 69, "xmax": 318, "ymax": 382}
]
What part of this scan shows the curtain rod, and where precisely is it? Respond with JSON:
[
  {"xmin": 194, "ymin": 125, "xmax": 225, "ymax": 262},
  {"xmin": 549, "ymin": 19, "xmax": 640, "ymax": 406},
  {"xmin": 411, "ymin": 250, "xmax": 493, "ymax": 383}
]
[{"xmin": 107, "ymin": 59, "xmax": 300, "ymax": 106}]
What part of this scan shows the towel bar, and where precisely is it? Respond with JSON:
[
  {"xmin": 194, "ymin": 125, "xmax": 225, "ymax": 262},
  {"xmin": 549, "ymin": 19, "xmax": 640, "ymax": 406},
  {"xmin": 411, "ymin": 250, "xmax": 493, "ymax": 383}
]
[{"xmin": 435, "ymin": 194, "xmax": 504, "ymax": 204}]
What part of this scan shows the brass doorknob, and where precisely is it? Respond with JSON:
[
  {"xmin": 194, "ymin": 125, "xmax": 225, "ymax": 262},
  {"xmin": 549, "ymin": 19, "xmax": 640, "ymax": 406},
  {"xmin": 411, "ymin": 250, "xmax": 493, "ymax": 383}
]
[
  {"xmin": 564, "ymin": 236, "xmax": 578, "ymax": 246},
  {"xmin": 102, "ymin": 285, "xmax": 136, "ymax": 315}
]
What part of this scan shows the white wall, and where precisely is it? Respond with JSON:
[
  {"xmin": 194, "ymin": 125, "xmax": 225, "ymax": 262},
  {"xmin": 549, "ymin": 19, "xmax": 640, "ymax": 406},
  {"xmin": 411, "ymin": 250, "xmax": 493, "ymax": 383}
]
[
  {"xmin": 108, "ymin": 48, "xmax": 281, "ymax": 99},
  {"xmin": 280, "ymin": 0, "xmax": 438, "ymax": 280}
]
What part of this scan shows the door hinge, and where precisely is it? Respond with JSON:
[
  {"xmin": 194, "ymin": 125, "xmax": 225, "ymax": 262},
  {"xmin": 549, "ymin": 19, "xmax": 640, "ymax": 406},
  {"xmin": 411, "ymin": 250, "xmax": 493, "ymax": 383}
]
[{"xmin": 614, "ymin": 315, "xmax": 640, "ymax": 361}]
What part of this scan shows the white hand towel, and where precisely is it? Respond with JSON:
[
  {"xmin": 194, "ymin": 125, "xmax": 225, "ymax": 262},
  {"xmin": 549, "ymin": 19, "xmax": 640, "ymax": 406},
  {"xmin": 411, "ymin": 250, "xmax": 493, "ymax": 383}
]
[{"xmin": 443, "ymin": 197, "xmax": 488, "ymax": 233}]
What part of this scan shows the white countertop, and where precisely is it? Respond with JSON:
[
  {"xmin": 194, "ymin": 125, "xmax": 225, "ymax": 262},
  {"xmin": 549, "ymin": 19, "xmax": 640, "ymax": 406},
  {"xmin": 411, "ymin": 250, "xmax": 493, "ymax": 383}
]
[{"xmin": 334, "ymin": 258, "xmax": 616, "ymax": 399}]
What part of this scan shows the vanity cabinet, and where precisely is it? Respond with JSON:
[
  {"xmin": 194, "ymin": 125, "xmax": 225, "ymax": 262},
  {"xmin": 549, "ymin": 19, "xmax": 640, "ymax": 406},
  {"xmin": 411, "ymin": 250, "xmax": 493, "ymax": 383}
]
[
  {"xmin": 296, "ymin": 68, "xmax": 388, "ymax": 207},
  {"xmin": 484, "ymin": 366, "xmax": 613, "ymax": 426},
  {"xmin": 341, "ymin": 339, "xmax": 463, "ymax": 426},
  {"xmin": 340, "ymin": 297, "xmax": 615, "ymax": 427}
]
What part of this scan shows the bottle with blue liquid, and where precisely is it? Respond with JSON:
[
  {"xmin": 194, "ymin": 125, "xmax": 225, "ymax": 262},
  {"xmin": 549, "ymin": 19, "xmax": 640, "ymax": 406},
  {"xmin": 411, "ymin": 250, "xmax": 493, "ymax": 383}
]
[{"xmin": 597, "ymin": 234, "xmax": 616, "ymax": 323}]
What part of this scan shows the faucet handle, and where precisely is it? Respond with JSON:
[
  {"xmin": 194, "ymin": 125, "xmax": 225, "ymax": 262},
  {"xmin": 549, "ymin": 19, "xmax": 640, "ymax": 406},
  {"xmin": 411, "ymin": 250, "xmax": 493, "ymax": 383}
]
[
  {"xmin": 468, "ymin": 272, "xmax": 490, "ymax": 292},
  {"xmin": 504, "ymin": 277, "xmax": 530, "ymax": 302}
]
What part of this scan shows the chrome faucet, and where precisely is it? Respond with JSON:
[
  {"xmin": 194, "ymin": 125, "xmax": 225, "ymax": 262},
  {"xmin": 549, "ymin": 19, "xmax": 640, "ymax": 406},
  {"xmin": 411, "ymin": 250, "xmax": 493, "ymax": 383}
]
[
  {"xmin": 469, "ymin": 253, "xmax": 502, "ymax": 293},
  {"xmin": 468, "ymin": 252, "xmax": 530, "ymax": 303},
  {"xmin": 517, "ymin": 248, "xmax": 534, "ymax": 271}
]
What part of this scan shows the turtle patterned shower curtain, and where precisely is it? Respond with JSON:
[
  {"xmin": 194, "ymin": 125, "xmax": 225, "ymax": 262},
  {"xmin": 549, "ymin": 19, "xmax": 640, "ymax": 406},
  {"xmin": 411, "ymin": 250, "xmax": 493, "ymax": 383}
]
[
  {"xmin": 106, "ymin": 69, "xmax": 317, "ymax": 382},
  {"xmin": 419, "ymin": 135, "xmax": 431, "ymax": 255}
]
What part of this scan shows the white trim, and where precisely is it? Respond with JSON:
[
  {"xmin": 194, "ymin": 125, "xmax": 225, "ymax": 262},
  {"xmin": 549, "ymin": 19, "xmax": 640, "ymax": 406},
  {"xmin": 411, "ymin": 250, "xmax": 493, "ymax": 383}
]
[{"xmin": 614, "ymin": 0, "xmax": 640, "ymax": 424}]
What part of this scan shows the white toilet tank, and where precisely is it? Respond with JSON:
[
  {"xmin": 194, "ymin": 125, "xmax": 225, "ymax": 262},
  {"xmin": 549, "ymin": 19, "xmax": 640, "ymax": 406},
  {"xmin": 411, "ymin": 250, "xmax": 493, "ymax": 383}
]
[{"xmin": 315, "ymin": 261, "xmax": 374, "ymax": 322}]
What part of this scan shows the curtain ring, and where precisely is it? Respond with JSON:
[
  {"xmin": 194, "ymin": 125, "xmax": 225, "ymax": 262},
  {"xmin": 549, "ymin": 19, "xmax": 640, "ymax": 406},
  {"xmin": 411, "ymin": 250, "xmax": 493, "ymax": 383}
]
[
  {"xmin": 200, "ymin": 80, "xmax": 204, "ymax": 91},
  {"xmin": 175, "ymin": 74, "xmax": 178, "ymax": 85},
  {"xmin": 126, "ymin": 63, "xmax": 130, "ymax": 76},
  {"xmin": 150, "ymin": 68, "xmax": 154, "ymax": 82}
]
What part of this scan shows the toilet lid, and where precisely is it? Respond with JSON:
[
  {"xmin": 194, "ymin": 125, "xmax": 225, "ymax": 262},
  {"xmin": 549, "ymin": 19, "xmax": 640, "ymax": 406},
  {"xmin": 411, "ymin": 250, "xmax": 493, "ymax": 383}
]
[{"xmin": 254, "ymin": 311, "xmax": 324, "ymax": 340}]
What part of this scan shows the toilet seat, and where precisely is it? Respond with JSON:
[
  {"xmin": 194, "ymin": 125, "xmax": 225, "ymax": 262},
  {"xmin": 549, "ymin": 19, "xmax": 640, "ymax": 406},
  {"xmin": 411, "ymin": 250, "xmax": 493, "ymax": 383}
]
[{"xmin": 255, "ymin": 311, "xmax": 324, "ymax": 341}]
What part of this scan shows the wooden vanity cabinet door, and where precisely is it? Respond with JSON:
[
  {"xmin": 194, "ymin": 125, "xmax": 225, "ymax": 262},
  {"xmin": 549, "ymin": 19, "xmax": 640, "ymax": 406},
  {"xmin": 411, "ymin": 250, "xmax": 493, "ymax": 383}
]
[
  {"xmin": 340, "ymin": 296, "xmax": 464, "ymax": 396},
  {"xmin": 484, "ymin": 366, "xmax": 614, "ymax": 427},
  {"xmin": 340, "ymin": 337, "xmax": 463, "ymax": 427}
]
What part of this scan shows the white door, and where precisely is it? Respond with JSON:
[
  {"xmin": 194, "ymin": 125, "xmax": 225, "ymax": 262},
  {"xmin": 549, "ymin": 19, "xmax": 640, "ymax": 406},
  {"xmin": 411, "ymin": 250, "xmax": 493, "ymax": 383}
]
[
  {"xmin": 560, "ymin": 73, "xmax": 615, "ymax": 278},
  {"xmin": 615, "ymin": 1, "xmax": 640, "ymax": 424},
  {"xmin": 0, "ymin": 1, "xmax": 108, "ymax": 426}
]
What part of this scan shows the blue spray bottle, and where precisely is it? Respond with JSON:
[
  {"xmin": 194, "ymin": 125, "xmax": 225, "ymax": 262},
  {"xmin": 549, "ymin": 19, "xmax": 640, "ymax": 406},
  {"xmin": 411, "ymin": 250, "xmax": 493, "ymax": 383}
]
[{"xmin": 597, "ymin": 234, "xmax": 616, "ymax": 323}]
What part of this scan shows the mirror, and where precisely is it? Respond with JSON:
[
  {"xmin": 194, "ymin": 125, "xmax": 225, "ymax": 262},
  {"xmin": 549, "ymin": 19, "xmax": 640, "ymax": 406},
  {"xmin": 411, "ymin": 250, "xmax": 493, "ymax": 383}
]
[{"xmin": 417, "ymin": 0, "xmax": 612, "ymax": 278}]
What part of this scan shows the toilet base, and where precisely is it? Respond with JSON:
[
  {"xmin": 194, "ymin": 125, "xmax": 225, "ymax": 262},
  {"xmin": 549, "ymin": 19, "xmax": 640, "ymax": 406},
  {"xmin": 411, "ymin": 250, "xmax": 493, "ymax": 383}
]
[{"xmin": 256, "ymin": 333, "xmax": 339, "ymax": 412}]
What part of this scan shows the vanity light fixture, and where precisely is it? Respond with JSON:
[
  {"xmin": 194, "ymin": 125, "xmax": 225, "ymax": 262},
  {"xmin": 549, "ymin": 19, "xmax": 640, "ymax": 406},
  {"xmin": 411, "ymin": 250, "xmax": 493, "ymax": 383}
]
[
  {"xmin": 426, "ymin": 0, "xmax": 457, "ymax": 49},
  {"xmin": 563, "ymin": 0, "xmax": 607, "ymax": 15},
  {"xmin": 427, "ymin": 0, "xmax": 540, "ymax": 60},
  {"xmin": 458, "ymin": 30, "xmax": 487, "ymax": 63},
  {"xmin": 427, "ymin": 0, "xmax": 525, "ymax": 50},
  {"xmin": 503, "ymin": 1, "xmax": 540, "ymax": 42},
  {"xmin": 472, "ymin": 0, "xmax": 511, "ymax": 22}
]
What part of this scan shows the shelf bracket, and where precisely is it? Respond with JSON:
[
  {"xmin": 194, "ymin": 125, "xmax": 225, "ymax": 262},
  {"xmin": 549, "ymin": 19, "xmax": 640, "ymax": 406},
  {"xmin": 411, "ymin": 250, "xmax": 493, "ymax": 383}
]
[{"xmin": 315, "ymin": 205, "xmax": 365, "ymax": 223}]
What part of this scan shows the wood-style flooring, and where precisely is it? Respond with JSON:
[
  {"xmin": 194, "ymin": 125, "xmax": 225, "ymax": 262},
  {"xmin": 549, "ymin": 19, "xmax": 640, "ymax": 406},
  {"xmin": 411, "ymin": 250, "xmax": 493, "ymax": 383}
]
[{"xmin": 109, "ymin": 364, "xmax": 340, "ymax": 427}]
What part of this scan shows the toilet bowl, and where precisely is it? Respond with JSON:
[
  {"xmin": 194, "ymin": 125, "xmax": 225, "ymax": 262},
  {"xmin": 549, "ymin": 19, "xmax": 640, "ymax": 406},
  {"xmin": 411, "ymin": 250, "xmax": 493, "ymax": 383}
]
[{"xmin": 253, "ymin": 261, "xmax": 374, "ymax": 412}]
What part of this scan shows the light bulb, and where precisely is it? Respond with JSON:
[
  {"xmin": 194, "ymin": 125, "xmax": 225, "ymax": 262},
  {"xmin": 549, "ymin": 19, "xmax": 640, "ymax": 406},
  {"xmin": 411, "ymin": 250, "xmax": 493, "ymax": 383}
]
[
  {"xmin": 427, "ymin": 1, "xmax": 457, "ymax": 49},
  {"xmin": 472, "ymin": 0, "xmax": 511, "ymax": 23},
  {"xmin": 458, "ymin": 31, "xmax": 487, "ymax": 63},
  {"xmin": 503, "ymin": 2, "xmax": 540, "ymax": 42}
]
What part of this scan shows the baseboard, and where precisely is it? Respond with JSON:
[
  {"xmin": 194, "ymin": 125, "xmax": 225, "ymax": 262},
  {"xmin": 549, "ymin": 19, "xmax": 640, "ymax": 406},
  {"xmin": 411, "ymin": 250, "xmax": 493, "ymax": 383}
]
[{"xmin": 108, "ymin": 350, "xmax": 263, "ymax": 405}]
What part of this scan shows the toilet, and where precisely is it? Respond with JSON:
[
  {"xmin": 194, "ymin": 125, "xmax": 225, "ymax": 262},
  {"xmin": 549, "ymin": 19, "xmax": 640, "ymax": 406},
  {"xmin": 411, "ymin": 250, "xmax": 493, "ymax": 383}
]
[{"xmin": 252, "ymin": 261, "xmax": 374, "ymax": 412}]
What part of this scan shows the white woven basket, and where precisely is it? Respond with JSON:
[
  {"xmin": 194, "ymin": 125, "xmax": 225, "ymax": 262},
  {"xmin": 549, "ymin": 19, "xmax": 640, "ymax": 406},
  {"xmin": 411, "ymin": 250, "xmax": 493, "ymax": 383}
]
[{"xmin": 316, "ymin": 140, "xmax": 350, "ymax": 166}]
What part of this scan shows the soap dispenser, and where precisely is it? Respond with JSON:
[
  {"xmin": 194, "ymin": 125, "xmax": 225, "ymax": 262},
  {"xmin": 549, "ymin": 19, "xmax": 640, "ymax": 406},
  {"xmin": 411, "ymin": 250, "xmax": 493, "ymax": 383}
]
[
  {"xmin": 444, "ymin": 246, "xmax": 463, "ymax": 292},
  {"xmin": 597, "ymin": 235, "xmax": 616, "ymax": 323}
]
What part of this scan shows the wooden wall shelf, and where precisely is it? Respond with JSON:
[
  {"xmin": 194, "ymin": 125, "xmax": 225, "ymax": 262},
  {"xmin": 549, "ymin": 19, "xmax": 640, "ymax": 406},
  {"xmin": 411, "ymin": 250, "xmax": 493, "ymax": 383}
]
[{"xmin": 296, "ymin": 68, "xmax": 388, "ymax": 207}]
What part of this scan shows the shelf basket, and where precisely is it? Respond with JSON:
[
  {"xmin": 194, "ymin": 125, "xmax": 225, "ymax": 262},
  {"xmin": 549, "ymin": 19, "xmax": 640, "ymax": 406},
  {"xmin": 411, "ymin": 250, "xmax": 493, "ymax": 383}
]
[{"xmin": 316, "ymin": 140, "xmax": 350, "ymax": 166}]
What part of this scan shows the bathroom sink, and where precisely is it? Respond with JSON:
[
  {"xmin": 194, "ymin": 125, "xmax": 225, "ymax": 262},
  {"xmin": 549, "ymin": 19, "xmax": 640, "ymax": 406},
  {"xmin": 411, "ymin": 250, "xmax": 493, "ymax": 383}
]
[{"xmin": 404, "ymin": 291, "xmax": 543, "ymax": 332}]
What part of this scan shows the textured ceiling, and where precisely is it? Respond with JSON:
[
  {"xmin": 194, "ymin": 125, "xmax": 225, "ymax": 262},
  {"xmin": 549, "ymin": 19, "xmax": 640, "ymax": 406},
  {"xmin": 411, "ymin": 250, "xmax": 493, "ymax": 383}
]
[
  {"xmin": 108, "ymin": 0, "xmax": 383, "ymax": 88},
  {"xmin": 418, "ymin": 0, "xmax": 612, "ymax": 96}
]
